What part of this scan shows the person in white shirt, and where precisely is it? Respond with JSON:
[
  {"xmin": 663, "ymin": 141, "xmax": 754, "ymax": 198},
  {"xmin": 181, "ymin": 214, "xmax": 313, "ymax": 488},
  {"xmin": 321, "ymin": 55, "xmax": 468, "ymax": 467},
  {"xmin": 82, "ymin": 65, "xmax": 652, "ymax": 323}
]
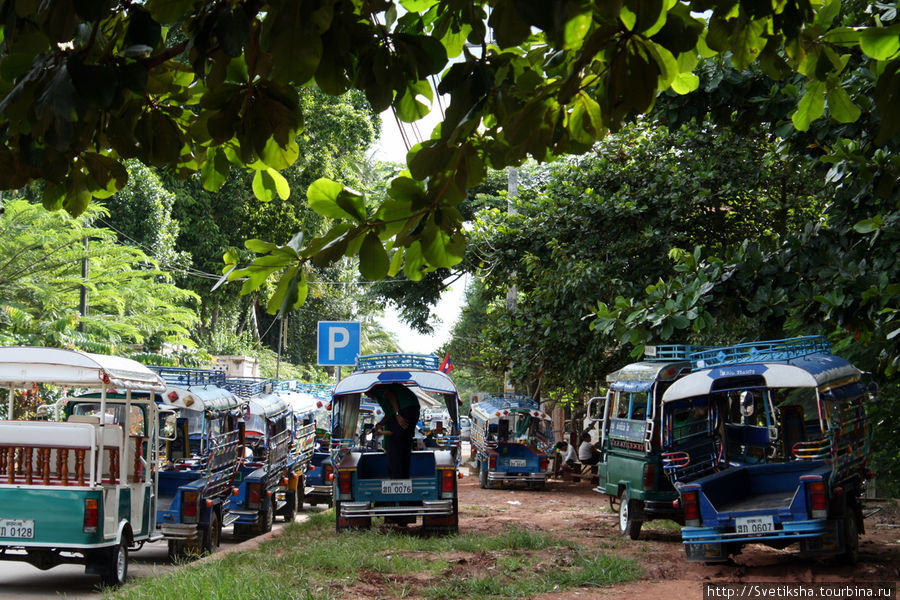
[{"xmin": 578, "ymin": 432, "xmax": 601, "ymax": 465}]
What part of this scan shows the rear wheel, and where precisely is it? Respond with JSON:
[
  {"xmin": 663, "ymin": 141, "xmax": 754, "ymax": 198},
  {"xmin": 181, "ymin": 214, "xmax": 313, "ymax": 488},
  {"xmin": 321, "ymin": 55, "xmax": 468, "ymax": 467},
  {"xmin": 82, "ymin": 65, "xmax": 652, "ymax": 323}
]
[
  {"xmin": 100, "ymin": 541, "xmax": 128, "ymax": 587},
  {"xmin": 618, "ymin": 490, "xmax": 643, "ymax": 540},
  {"xmin": 840, "ymin": 512, "xmax": 860, "ymax": 564},
  {"xmin": 201, "ymin": 512, "xmax": 221, "ymax": 555},
  {"xmin": 258, "ymin": 497, "xmax": 274, "ymax": 534},
  {"xmin": 478, "ymin": 461, "xmax": 488, "ymax": 489},
  {"xmin": 279, "ymin": 490, "xmax": 297, "ymax": 522}
]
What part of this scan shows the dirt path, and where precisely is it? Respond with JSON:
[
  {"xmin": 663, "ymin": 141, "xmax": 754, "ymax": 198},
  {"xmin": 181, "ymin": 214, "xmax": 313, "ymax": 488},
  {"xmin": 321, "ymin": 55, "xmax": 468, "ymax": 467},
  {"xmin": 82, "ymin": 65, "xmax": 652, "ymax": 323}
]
[{"xmin": 455, "ymin": 472, "xmax": 900, "ymax": 599}]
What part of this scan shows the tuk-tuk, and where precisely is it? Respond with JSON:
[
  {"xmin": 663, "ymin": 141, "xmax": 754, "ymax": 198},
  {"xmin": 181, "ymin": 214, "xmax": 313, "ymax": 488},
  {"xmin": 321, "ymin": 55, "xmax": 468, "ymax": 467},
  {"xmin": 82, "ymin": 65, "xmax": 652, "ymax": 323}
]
[
  {"xmin": 274, "ymin": 380, "xmax": 323, "ymax": 512},
  {"xmin": 660, "ymin": 337, "xmax": 873, "ymax": 563},
  {"xmin": 470, "ymin": 393, "xmax": 552, "ymax": 490},
  {"xmin": 289, "ymin": 383, "xmax": 336, "ymax": 507},
  {"xmin": 331, "ymin": 353, "xmax": 460, "ymax": 533},
  {"xmin": 149, "ymin": 367, "xmax": 244, "ymax": 559},
  {"xmin": 226, "ymin": 380, "xmax": 297, "ymax": 535},
  {"xmin": 590, "ymin": 345, "xmax": 695, "ymax": 539},
  {"xmin": 0, "ymin": 347, "xmax": 166, "ymax": 586}
]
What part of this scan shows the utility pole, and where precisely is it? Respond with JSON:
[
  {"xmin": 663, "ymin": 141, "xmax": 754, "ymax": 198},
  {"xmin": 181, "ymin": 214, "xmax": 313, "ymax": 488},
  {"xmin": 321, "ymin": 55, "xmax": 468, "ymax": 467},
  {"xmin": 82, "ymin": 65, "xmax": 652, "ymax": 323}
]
[
  {"xmin": 79, "ymin": 237, "xmax": 89, "ymax": 331},
  {"xmin": 504, "ymin": 167, "xmax": 518, "ymax": 393}
]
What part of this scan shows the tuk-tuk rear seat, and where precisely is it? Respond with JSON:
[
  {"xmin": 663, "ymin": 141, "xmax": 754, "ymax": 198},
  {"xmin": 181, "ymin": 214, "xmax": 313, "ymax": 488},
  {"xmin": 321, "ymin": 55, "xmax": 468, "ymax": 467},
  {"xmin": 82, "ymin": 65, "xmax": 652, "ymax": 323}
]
[{"xmin": 0, "ymin": 420, "xmax": 127, "ymax": 486}]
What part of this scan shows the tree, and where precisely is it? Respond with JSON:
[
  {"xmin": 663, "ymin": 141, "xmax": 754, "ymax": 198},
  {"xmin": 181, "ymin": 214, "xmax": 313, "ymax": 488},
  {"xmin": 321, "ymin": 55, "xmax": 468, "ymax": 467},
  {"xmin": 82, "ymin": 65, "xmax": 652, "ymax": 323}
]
[
  {"xmin": 456, "ymin": 118, "xmax": 824, "ymax": 397},
  {"xmin": 1, "ymin": 0, "xmax": 897, "ymax": 303},
  {"xmin": 0, "ymin": 199, "xmax": 200, "ymax": 350}
]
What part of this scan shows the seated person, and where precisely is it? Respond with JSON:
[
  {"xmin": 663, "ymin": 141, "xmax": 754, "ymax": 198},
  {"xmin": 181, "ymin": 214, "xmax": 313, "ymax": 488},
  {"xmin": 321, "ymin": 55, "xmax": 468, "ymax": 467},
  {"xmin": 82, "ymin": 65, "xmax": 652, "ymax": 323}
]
[
  {"xmin": 578, "ymin": 433, "xmax": 601, "ymax": 465},
  {"xmin": 553, "ymin": 440, "xmax": 577, "ymax": 470}
]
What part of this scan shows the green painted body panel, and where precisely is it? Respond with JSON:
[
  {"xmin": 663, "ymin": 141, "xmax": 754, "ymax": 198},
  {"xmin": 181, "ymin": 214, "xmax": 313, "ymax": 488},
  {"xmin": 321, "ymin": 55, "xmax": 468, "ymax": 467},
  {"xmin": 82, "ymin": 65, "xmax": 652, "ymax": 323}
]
[
  {"xmin": 0, "ymin": 487, "xmax": 106, "ymax": 547},
  {"xmin": 596, "ymin": 449, "xmax": 676, "ymax": 503}
]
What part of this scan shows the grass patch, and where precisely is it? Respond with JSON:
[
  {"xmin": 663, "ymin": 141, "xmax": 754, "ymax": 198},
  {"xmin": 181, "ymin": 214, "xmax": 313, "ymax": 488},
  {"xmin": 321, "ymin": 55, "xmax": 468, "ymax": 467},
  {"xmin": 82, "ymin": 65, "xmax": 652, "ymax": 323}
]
[
  {"xmin": 422, "ymin": 553, "xmax": 642, "ymax": 599},
  {"xmin": 106, "ymin": 510, "xmax": 641, "ymax": 600}
]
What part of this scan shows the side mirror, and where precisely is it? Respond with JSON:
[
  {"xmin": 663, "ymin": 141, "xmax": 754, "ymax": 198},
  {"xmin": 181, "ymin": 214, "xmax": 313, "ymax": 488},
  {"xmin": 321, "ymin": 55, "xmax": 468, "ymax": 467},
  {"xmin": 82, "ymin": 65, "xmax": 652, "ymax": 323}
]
[
  {"xmin": 158, "ymin": 410, "xmax": 177, "ymax": 442},
  {"xmin": 739, "ymin": 391, "xmax": 755, "ymax": 418}
]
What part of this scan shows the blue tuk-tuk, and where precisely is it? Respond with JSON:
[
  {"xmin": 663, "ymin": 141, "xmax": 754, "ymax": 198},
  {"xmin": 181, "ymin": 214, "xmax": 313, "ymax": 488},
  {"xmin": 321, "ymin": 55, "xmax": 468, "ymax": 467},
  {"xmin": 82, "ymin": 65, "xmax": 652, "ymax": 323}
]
[
  {"xmin": 331, "ymin": 353, "xmax": 460, "ymax": 533},
  {"xmin": 149, "ymin": 367, "xmax": 244, "ymax": 559},
  {"xmin": 470, "ymin": 393, "xmax": 553, "ymax": 489},
  {"xmin": 225, "ymin": 380, "xmax": 296, "ymax": 536}
]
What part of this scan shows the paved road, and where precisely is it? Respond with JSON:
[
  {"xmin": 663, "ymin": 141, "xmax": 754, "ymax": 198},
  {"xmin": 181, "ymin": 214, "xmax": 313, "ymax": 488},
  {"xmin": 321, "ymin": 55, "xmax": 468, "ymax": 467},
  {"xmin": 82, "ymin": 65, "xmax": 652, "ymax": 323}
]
[{"xmin": 0, "ymin": 516, "xmax": 306, "ymax": 599}]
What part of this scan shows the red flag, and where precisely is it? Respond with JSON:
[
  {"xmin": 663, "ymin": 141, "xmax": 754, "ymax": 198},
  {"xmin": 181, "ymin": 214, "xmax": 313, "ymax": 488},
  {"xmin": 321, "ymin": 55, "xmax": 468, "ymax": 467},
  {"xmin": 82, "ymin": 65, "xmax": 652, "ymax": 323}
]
[{"xmin": 438, "ymin": 353, "xmax": 454, "ymax": 374}]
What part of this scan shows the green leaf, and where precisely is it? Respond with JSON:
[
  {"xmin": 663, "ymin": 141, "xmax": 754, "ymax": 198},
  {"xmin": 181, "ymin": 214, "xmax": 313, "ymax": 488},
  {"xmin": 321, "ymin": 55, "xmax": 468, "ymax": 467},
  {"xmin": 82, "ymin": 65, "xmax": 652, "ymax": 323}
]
[
  {"xmin": 791, "ymin": 80, "xmax": 825, "ymax": 131},
  {"xmin": 245, "ymin": 239, "xmax": 278, "ymax": 253},
  {"xmin": 403, "ymin": 241, "xmax": 427, "ymax": 281},
  {"xmin": 396, "ymin": 80, "xmax": 433, "ymax": 123},
  {"xmin": 200, "ymin": 147, "xmax": 230, "ymax": 192},
  {"xmin": 251, "ymin": 168, "xmax": 289, "ymax": 202},
  {"xmin": 307, "ymin": 178, "xmax": 356, "ymax": 220},
  {"xmin": 853, "ymin": 216, "xmax": 883, "ymax": 233},
  {"xmin": 260, "ymin": 136, "xmax": 299, "ymax": 170},
  {"xmin": 267, "ymin": 265, "xmax": 298, "ymax": 315},
  {"xmin": 859, "ymin": 26, "xmax": 900, "ymax": 61},
  {"xmin": 145, "ymin": 0, "xmax": 195, "ymax": 24},
  {"xmin": 563, "ymin": 10, "xmax": 592, "ymax": 49},
  {"xmin": 826, "ymin": 84, "xmax": 861, "ymax": 124},
  {"xmin": 359, "ymin": 233, "xmax": 390, "ymax": 280}
]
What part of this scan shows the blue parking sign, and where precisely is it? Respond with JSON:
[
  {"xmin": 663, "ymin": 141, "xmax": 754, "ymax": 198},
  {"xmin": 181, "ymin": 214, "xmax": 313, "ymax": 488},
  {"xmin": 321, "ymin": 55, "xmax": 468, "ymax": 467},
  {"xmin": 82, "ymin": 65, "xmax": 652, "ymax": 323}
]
[{"xmin": 317, "ymin": 321, "xmax": 361, "ymax": 366}]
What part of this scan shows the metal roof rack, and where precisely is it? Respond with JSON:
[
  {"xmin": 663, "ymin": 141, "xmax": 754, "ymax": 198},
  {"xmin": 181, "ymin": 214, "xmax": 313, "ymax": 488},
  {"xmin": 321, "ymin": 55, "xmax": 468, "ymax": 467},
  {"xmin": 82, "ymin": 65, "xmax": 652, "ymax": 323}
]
[
  {"xmin": 643, "ymin": 345, "xmax": 708, "ymax": 362},
  {"xmin": 149, "ymin": 366, "xmax": 226, "ymax": 387},
  {"xmin": 689, "ymin": 336, "xmax": 831, "ymax": 369},
  {"xmin": 294, "ymin": 382, "xmax": 333, "ymax": 399},
  {"xmin": 224, "ymin": 378, "xmax": 268, "ymax": 399},
  {"xmin": 478, "ymin": 392, "xmax": 539, "ymax": 411},
  {"xmin": 355, "ymin": 353, "xmax": 440, "ymax": 372}
]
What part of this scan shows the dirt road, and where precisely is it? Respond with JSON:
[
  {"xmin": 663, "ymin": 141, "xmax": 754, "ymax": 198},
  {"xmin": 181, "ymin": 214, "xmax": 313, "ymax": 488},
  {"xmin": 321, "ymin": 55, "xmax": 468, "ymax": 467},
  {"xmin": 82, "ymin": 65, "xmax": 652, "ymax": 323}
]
[{"xmin": 456, "ymin": 472, "xmax": 899, "ymax": 599}]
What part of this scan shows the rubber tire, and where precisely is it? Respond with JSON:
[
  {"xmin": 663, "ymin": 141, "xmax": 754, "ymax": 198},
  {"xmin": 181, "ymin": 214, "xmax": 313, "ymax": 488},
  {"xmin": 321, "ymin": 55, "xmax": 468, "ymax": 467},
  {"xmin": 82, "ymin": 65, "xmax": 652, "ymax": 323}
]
[
  {"xmin": 618, "ymin": 490, "xmax": 643, "ymax": 540},
  {"xmin": 297, "ymin": 474, "xmax": 306, "ymax": 512},
  {"xmin": 479, "ymin": 461, "xmax": 488, "ymax": 489},
  {"xmin": 258, "ymin": 497, "xmax": 274, "ymax": 534},
  {"xmin": 100, "ymin": 541, "xmax": 128, "ymax": 587},
  {"xmin": 201, "ymin": 512, "xmax": 220, "ymax": 555},
  {"xmin": 841, "ymin": 513, "xmax": 859, "ymax": 565},
  {"xmin": 279, "ymin": 490, "xmax": 297, "ymax": 522}
]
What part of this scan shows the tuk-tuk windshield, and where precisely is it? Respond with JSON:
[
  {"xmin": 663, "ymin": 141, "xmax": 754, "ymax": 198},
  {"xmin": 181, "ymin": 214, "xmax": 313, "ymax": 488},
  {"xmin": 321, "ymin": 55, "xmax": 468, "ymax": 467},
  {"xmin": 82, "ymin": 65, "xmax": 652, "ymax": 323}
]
[{"xmin": 70, "ymin": 401, "xmax": 147, "ymax": 436}]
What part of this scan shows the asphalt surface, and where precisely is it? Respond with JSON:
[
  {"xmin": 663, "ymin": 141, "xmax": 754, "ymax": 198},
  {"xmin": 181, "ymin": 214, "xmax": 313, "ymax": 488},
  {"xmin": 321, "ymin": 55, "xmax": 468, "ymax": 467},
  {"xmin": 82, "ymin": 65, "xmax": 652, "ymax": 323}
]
[{"xmin": 0, "ymin": 515, "xmax": 307, "ymax": 599}]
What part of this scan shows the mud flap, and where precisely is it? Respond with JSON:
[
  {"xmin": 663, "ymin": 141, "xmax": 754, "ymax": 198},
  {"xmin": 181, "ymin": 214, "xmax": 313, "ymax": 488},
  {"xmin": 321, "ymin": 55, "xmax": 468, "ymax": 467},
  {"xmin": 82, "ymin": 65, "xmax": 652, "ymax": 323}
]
[{"xmin": 799, "ymin": 520, "xmax": 841, "ymax": 557}]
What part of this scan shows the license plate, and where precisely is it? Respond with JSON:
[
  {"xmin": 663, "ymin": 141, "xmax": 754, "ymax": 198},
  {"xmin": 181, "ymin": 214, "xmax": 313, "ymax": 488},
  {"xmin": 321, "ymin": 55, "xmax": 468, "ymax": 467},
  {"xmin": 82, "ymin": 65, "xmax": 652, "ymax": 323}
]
[
  {"xmin": 735, "ymin": 515, "xmax": 774, "ymax": 535},
  {"xmin": 0, "ymin": 519, "xmax": 34, "ymax": 539},
  {"xmin": 381, "ymin": 479, "xmax": 412, "ymax": 495},
  {"xmin": 508, "ymin": 459, "xmax": 527, "ymax": 468}
]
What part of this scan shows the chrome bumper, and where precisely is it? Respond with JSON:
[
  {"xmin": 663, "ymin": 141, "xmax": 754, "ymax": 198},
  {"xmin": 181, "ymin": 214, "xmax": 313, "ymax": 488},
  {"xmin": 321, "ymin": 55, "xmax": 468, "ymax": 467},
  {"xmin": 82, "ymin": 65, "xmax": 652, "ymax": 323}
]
[
  {"xmin": 340, "ymin": 500, "xmax": 454, "ymax": 518},
  {"xmin": 160, "ymin": 523, "xmax": 200, "ymax": 540},
  {"xmin": 487, "ymin": 472, "xmax": 547, "ymax": 482}
]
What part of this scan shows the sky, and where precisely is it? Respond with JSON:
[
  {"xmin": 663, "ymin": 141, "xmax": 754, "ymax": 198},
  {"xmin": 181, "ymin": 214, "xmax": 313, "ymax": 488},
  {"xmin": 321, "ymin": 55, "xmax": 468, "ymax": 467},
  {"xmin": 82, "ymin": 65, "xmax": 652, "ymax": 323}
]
[{"xmin": 371, "ymin": 105, "xmax": 467, "ymax": 355}]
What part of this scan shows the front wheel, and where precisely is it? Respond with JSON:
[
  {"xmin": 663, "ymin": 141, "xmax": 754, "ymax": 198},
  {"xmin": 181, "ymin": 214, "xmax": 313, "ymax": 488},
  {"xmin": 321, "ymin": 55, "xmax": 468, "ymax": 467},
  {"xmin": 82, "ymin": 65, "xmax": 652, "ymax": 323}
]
[
  {"xmin": 100, "ymin": 541, "xmax": 128, "ymax": 587},
  {"xmin": 618, "ymin": 490, "xmax": 643, "ymax": 540}
]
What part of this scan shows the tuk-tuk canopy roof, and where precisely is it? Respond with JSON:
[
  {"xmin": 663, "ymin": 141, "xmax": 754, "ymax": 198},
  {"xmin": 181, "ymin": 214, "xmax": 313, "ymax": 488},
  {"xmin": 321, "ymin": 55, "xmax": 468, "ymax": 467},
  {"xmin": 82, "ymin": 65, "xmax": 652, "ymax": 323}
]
[
  {"xmin": 0, "ymin": 346, "xmax": 166, "ymax": 392},
  {"xmin": 248, "ymin": 393, "xmax": 291, "ymax": 418},
  {"xmin": 606, "ymin": 361, "xmax": 690, "ymax": 392},
  {"xmin": 333, "ymin": 369, "xmax": 458, "ymax": 397},
  {"xmin": 471, "ymin": 393, "xmax": 550, "ymax": 422},
  {"xmin": 663, "ymin": 353, "xmax": 860, "ymax": 402},
  {"xmin": 160, "ymin": 384, "xmax": 241, "ymax": 413},
  {"xmin": 279, "ymin": 390, "xmax": 322, "ymax": 416}
]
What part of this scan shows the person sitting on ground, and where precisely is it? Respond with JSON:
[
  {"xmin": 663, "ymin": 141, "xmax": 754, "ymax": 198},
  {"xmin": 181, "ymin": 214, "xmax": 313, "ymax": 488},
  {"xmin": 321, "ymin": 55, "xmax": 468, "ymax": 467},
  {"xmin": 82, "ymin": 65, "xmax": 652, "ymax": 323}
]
[{"xmin": 578, "ymin": 432, "xmax": 601, "ymax": 466}]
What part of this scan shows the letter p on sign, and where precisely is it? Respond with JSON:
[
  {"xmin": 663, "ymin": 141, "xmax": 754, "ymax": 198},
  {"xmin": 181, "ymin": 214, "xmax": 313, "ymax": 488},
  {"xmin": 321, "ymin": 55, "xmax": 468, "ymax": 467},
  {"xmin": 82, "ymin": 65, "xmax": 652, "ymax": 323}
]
[{"xmin": 317, "ymin": 321, "xmax": 361, "ymax": 366}]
